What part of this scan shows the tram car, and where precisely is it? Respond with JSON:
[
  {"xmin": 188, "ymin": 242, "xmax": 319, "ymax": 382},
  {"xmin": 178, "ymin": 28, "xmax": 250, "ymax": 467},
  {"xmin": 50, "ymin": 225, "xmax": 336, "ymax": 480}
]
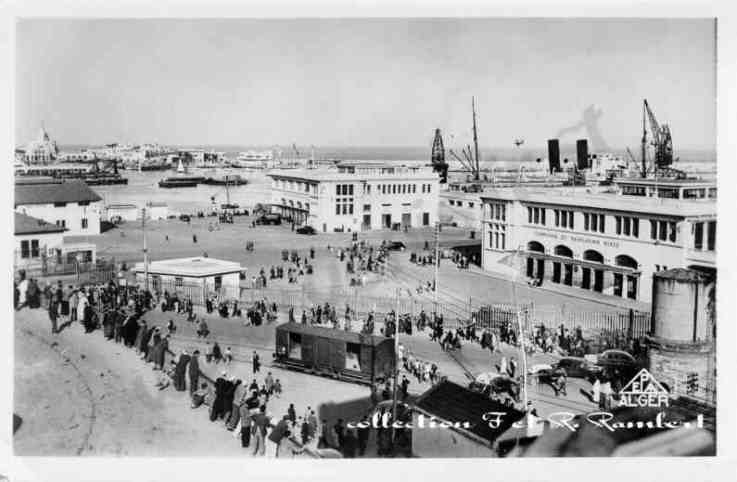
[{"xmin": 273, "ymin": 322, "xmax": 395, "ymax": 385}]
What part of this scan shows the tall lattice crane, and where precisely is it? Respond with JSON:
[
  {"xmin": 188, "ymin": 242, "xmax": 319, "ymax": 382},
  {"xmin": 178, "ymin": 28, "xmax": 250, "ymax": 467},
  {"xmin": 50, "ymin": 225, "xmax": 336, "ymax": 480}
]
[{"xmin": 642, "ymin": 99, "xmax": 674, "ymax": 173}]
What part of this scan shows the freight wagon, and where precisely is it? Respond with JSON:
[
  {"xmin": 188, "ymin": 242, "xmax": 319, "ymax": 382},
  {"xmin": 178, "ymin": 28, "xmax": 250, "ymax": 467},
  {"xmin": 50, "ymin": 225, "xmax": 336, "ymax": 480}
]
[{"xmin": 273, "ymin": 322, "xmax": 396, "ymax": 385}]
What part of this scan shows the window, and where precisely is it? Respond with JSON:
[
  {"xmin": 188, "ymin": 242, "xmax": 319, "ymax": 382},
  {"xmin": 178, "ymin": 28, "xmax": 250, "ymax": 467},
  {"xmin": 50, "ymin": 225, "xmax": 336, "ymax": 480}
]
[
  {"xmin": 659, "ymin": 221, "xmax": 667, "ymax": 241},
  {"xmin": 20, "ymin": 240, "xmax": 30, "ymax": 259},
  {"xmin": 615, "ymin": 216, "xmax": 621, "ymax": 234},
  {"xmin": 363, "ymin": 204, "xmax": 371, "ymax": 212},
  {"xmin": 669, "ymin": 221, "xmax": 677, "ymax": 242},
  {"xmin": 528, "ymin": 207, "xmax": 533, "ymax": 223},
  {"xmin": 54, "ymin": 202, "xmax": 67, "ymax": 207},
  {"xmin": 707, "ymin": 221, "xmax": 716, "ymax": 251},
  {"xmin": 214, "ymin": 276, "xmax": 222, "ymax": 291},
  {"xmin": 175, "ymin": 277, "xmax": 183, "ymax": 288},
  {"xmin": 449, "ymin": 200, "xmax": 455, "ymax": 206},
  {"xmin": 694, "ymin": 222, "xmax": 703, "ymax": 250},
  {"xmin": 81, "ymin": 218, "xmax": 88, "ymax": 229},
  {"xmin": 623, "ymin": 217, "xmax": 631, "ymax": 236},
  {"xmin": 31, "ymin": 240, "xmax": 39, "ymax": 258},
  {"xmin": 55, "ymin": 220, "xmax": 66, "ymax": 228},
  {"xmin": 427, "ymin": 184, "xmax": 431, "ymax": 193},
  {"xmin": 412, "ymin": 184, "xmax": 417, "ymax": 193},
  {"xmin": 650, "ymin": 220, "xmax": 657, "ymax": 240},
  {"xmin": 468, "ymin": 202, "xmax": 474, "ymax": 209}
]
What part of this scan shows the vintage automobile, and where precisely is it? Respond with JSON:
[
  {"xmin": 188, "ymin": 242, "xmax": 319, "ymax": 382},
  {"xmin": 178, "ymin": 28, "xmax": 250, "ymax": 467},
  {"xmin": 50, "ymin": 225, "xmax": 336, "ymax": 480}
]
[{"xmin": 296, "ymin": 225, "xmax": 317, "ymax": 235}]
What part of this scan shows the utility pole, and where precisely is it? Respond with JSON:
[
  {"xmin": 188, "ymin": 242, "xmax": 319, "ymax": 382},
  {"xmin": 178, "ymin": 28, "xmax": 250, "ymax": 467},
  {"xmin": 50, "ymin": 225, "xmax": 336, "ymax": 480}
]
[
  {"xmin": 142, "ymin": 207, "xmax": 148, "ymax": 291},
  {"xmin": 510, "ymin": 247, "xmax": 529, "ymax": 411},
  {"xmin": 472, "ymin": 96, "xmax": 480, "ymax": 182},
  {"xmin": 434, "ymin": 221, "xmax": 440, "ymax": 321},
  {"xmin": 391, "ymin": 288, "xmax": 400, "ymax": 451}
]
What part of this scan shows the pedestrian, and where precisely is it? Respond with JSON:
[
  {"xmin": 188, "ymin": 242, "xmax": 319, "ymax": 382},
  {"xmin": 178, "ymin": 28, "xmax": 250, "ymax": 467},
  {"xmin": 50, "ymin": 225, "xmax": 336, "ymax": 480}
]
[
  {"xmin": 48, "ymin": 298, "xmax": 58, "ymax": 334},
  {"xmin": 592, "ymin": 377, "xmax": 601, "ymax": 405},
  {"xmin": 239, "ymin": 404, "xmax": 252, "ymax": 448},
  {"xmin": 333, "ymin": 418, "xmax": 346, "ymax": 451},
  {"xmin": 225, "ymin": 347, "xmax": 233, "ymax": 365},
  {"xmin": 251, "ymin": 406, "xmax": 270, "ymax": 456},
  {"xmin": 189, "ymin": 350, "xmax": 200, "ymax": 395},
  {"xmin": 252, "ymin": 351, "xmax": 261, "ymax": 374},
  {"xmin": 287, "ymin": 403, "xmax": 296, "ymax": 424}
]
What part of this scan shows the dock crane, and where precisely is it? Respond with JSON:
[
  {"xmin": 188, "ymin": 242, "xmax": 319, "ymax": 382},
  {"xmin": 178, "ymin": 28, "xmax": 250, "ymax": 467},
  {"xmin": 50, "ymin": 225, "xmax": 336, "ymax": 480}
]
[{"xmin": 641, "ymin": 99, "xmax": 674, "ymax": 175}]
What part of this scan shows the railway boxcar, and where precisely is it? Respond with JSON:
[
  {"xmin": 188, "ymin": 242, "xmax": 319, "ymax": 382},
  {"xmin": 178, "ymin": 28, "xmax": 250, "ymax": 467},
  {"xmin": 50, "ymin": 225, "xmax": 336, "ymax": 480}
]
[{"xmin": 273, "ymin": 322, "xmax": 395, "ymax": 385}]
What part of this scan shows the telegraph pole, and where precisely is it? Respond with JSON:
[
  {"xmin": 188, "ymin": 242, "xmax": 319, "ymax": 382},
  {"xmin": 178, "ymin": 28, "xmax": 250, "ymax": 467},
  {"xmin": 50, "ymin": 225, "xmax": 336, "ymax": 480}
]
[
  {"xmin": 391, "ymin": 288, "xmax": 400, "ymax": 451},
  {"xmin": 434, "ymin": 221, "xmax": 440, "ymax": 321},
  {"xmin": 142, "ymin": 206, "xmax": 149, "ymax": 291}
]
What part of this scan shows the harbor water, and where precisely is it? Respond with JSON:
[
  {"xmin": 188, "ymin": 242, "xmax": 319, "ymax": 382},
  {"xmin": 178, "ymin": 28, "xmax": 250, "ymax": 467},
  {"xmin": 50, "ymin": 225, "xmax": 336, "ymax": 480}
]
[{"xmin": 93, "ymin": 168, "xmax": 271, "ymax": 215}]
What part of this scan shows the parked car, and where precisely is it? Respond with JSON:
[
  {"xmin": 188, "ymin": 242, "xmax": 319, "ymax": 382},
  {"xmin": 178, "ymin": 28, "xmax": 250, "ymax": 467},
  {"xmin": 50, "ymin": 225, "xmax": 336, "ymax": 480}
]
[
  {"xmin": 552, "ymin": 357, "xmax": 603, "ymax": 380},
  {"xmin": 296, "ymin": 225, "xmax": 317, "ymax": 235},
  {"xmin": 179, "ymin": 214, "xmax": 191, "ymax": 222},
  {"xmin": 385, "ymin": 241, "xmax": 406, "ymax": 251},
  {"xmin": 256, "ymin": 213, "xmax": 282, "ymax": 225},
  {"xmin": 596, "ymin": 349, "xmax": 639, "ymax": 380}
]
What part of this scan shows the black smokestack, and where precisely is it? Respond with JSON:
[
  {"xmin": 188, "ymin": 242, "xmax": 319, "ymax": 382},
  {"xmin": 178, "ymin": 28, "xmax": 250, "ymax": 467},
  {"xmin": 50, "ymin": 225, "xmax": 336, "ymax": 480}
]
[
  {"xmin": 576, "ymin": 139, "xmax": 589, "ymax": 170},
  {"xmin": 547, "ymin": 139, "xmax": 560, "ymax": 174}
]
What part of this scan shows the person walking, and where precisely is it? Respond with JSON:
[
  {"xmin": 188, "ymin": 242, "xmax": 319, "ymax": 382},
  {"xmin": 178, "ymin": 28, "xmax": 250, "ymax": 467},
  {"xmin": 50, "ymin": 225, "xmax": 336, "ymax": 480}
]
[
  {"xmin": 48, "ymin": 298, "xmax": 58, "ymax": 334},
  {"xmin": 251, "ymin": 406, "xmax": 271, "ymax": 456},
  {"xmin": 188, "ymin": 350, "xmax": 200, "ymax": 396},
  {"xmin": 252, "ymin": 351, "xmax": 261, "ymax": 374}
]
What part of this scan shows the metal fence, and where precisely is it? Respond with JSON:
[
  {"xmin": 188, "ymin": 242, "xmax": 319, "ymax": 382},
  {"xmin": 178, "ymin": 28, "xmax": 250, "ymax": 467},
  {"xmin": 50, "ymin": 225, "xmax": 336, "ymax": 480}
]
[{"xmin": 15, "ymin": 254, "xmax": 117, "ymax": 285}]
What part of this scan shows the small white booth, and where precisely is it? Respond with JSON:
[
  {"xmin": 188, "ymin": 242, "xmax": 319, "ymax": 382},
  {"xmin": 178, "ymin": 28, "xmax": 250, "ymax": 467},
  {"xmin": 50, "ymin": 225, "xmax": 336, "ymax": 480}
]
[{"xmin": 133, "ymin": 256, "xmax": 242, "ymax": 304}]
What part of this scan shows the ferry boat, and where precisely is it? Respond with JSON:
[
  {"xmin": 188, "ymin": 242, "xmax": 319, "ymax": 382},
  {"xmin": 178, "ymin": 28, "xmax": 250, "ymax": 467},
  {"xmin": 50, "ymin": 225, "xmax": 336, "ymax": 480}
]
[
  {"xmin": 200, "ymin": 174, "xmax": 248, "ymax": 186},
  {"xmin": 15, "ymin": 163, "xmax": 129, "ymax": 185},
  {"xmin": 157, "ymin": 176, "xmax": 206, "ymax": 188}
]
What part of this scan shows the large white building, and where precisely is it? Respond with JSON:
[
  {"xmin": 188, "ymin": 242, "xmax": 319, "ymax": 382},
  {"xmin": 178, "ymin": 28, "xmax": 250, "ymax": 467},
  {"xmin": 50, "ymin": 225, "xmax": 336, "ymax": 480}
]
[
  {"xmin": 480, "ymin": 179, "xmax": 716, "ymax": 303},
  {"xmin": 18, "ymin": 126, "xmax": 59, "ymax": 164},
  {"xmin": 267, "ymin": 162, "xmax": 440, "ymax": 232},
  {"xmin": 15, "ymin": 181, "xmax": 103, "ymax": 236}
]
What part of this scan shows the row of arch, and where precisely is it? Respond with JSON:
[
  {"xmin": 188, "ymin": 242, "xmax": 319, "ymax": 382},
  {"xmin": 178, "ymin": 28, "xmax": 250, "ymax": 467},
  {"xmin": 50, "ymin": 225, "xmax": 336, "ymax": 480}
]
[{"xmin": 526, "ymin": 241, "xmax": 638, "ymax": 270}]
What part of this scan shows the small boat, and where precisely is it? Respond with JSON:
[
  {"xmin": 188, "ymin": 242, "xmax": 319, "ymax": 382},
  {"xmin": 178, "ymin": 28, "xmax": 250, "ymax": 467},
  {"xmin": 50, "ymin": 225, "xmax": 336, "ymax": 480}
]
[{"xmin": 158, "ymin": 176, "xmax": 206, "ymax": 188}]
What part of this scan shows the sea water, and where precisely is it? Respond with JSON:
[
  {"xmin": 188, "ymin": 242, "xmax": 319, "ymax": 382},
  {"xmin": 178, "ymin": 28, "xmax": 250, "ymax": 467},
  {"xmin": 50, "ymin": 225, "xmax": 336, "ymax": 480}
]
[{"xmin": 93, "ymin": 168, "xmax": 271, "ymax": 215}]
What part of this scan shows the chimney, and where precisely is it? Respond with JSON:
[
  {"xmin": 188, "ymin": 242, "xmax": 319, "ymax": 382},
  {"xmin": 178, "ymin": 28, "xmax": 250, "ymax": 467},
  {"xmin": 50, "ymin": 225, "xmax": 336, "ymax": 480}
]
[{"xmin": 547, "ymin": 139, "xmax": 560, "ymax": 174}]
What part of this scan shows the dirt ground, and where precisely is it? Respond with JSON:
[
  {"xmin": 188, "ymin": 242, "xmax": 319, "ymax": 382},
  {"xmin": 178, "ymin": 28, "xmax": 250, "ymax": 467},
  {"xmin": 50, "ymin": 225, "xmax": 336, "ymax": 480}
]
[{"xmin": 13, "ymin": 308, "xmax": 367, "ymax": 457}]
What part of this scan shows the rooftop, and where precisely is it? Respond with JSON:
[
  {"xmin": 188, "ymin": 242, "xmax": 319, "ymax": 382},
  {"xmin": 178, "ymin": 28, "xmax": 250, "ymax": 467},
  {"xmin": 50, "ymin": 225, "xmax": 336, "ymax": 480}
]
[
  {"xmin": 133, "ymin": 256, "xmax": 242, "ymax": 277},
  {"xmin": 413, "ymin": 380, "xmax": 525, "ymax": 445},
  {"xmin": 268, "ymin": 165, "xmax": 439, "ymax": 183},
  {"xmin": 15, "ymin": 212, "xmax": 66, "ymax": 235},
  {"xmin": 276, "ymin": 322, "xmax": 391, "ymax": 346},
  {"xmin": 106, "ymin": 203, "xmax": 139, "ymax": 210},
  {"xmin": 15, "ymin": 180, "xmax": 102, "ymax": 206},
  {"xmin": 481, "ymin": 187, "xmax": 715, "ymax": 218},
  {"xmin": 615, "ymin": 178, "xmax": 716, "ymax": 187}
]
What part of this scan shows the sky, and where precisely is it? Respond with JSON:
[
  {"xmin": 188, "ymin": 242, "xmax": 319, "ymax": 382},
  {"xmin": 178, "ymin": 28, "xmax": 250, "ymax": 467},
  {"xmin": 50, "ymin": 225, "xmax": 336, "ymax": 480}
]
[{"xmin": 15, "ymin": 18, "xmax": 716, "ymax": 150}]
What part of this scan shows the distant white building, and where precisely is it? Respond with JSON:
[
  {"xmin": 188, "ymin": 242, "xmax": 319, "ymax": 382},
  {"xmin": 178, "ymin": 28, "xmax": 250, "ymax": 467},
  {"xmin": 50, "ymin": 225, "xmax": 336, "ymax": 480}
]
[
  {"xmin": 19, "ymin": 126, "xmax": 59, "ymax": 165},
  {"xmin": 15, "ymin": 181, "xmax": 103, "ymax": 236},
  {"xmin": 146, "ymin": 201, "xmax": 169, "ymax": 220},
  {"xmin": 106, "ymin": 203, "xmax": 139, "ymax": 222},
  {"xmin": 268, "ymin": 161, "xmax": 440, "ymax": 232}
]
